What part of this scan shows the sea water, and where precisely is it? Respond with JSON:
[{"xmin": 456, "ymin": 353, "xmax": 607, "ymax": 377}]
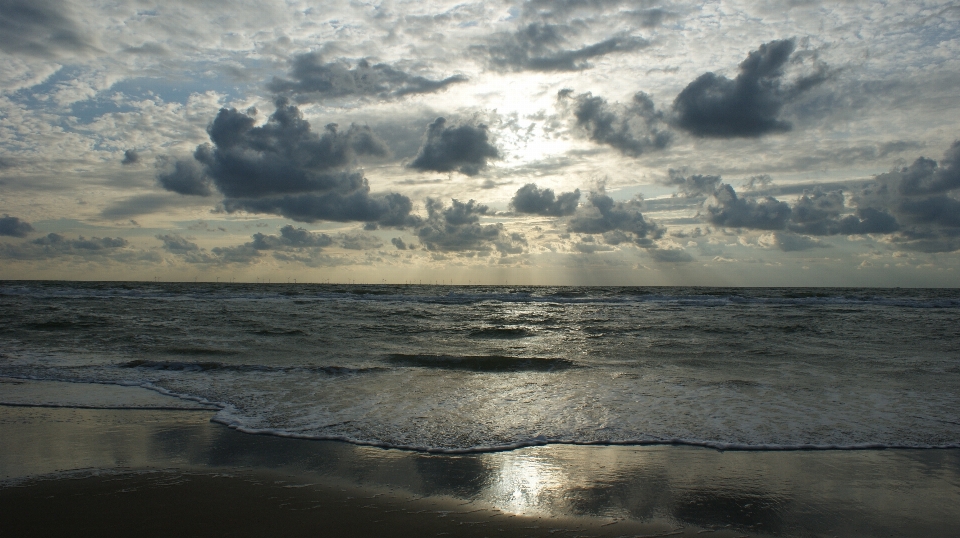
[{"xmin": 1, "ymin": 281, "xmax": 958, "ymax": 452}]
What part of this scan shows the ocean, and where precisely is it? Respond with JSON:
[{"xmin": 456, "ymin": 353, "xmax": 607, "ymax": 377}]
[{"xmin": 2, "ymin": 281, "xmax": 959, "ymax": 453}]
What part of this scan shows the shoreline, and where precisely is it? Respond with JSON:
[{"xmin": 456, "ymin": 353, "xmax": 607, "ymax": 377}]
[
  {"xmin": 5, "ymin": 376, "xmax": 958, "ymax": 453},
  {"xmin": 2, "ymin": 404, "xmax": 959, "ymax": 537}
]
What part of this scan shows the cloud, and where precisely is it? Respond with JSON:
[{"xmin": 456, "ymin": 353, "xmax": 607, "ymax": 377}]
[
  {"xmin": 560, "ymin": 90, "xmax": 671, "ymax": 156},
  {"xmin": 156, "ymin": 156, "xmax": 211, "ymax": 196},
  {"xmin": 0, "ymin": 215, "xmax": 34, "ymax": 237},
  {"xmin": 672, "ymin": 39, "xmax": 829, "ymax": 138},
  {"xmin": 482, "ymin": 23, "xmax": 648, "ymax": 72},
  {"xmin": 267, "ymin": 54, "xmax": 467, "ymax": 102},
  {"xmin": 786, "ymin": 189, "xmax": 845, "ymax": 235},
  {"xmin": 100, "ymin": 194, "xmax": 202, "ymax": 219},
  {"xmin": 184, "ymin": 99, "xmax": 413, "ymax": 226},
  {"xmin": 663, "ymin": 169, "xmax": 722, "ymax": 197},
  {"xmin": 157, "ymin": 234, "xmax": 200, "ymax": 252},
  {"xmin": 848, "ymin": 141, "xmax": 960, "ymax": 250},
  {"xmin": 890, "ymin": 141, "xmax": 960, "ymax": 196},
  {"xmin": 391, "ymin": 237, "xmax": 408, "ymax": 250},
  {"xmin": 758, "ymin": 232, "xmax": 829, "ymax": 252},
  {"xmin": 409, "ymin": 118, "xmax": 500, "ymax": 176},
  {"xmin": 0, "ymin": 232, "xmax": 128, "ymax": 260},
  {"xmin": 338, "ymin": 232, "xmax": 382, "ymax": 250},
  {"xmin": 568, "ymin": 191, "xmax": 664, "ymax": 247},
  {"xmin": 510, "ymin": 183, "xmax": 581, "ymax": 216},
  {"xmin": 121, "ymin": 149, "xmax": 140, "ymax": 165},
  {"xmin": 704, "ymin": 184, "xmax": 792, "ymax": 230},
  {"xmin": 164, "ymin": 225, "xmax": 338, "ymax": 266},
  {"xmin": 415, "ymin": 198, "xmax": 521, "ymax": 253},
  {"xmin": 0, "ymin": 0, "xmax": 95, "ymax": 58},
  {"xmin": 648, "ymin": 247, "xmax": 693, "ymax": 263}
]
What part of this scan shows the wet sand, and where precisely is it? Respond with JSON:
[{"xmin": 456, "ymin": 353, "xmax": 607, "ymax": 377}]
[{"xmin": 2, "ymin": 403, "xmax": 959, "ymax": 537}]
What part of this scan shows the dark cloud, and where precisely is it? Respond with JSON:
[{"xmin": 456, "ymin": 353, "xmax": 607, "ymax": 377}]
[
  {"xmin": 409, "ymin": 118, "xmax": 500, "ymax": 176},
  {"xmin": 510, "ymin": 183, "xmax": 581, "ymax": 216},
  {"xmin": 663, "ymin": 170, "xmax": 722, "ymax": 197},
  {"xmin": 568, "ymin": 191, "xmax": 664, "ymax": 246},
  {"xmin": 0, "ymin": 0, "xmax": 95, "ymax": 58},
  {"xmin": 837, "ymin": 207, "xmax": 901, "ymax": 235},
  {"xmin": 890, "ymin": 141, "xmax": 960, "ymax": 196},
  {"xmin": 846, "ymin": 141, "xmax": 960, "ymax": 250},
  {"xmin": 786, "ymin": 189, "xmax": 844, "ymax": 235},
  {"xmin": 157, "ymin": 234, "xmax": 200, "ymax": 253},
  {"xmin": 156, "ymin": 157, "xmax": 211, "ymax": 196},
  {"xmin": 267, "ymin": 54, "xmax": 467, "ymax": 102},
  {"xmin": 391, "ymin": 237, "xmax": 408, "ymax": 250},
  {"xmin": 0, "ymin": 233, "xmax": 130, "ymax": 261},
  {"xmin": 174, "ymin": 226, "xmax": 338, "ymax": 265},
  {"xmin": 250, "ymin": 225, "xmax": 334, "ymax": 250},
  {"xmin": 32, "ymin": 233, "xmax": 127, "ymax": 250},
  {"xmin": 121, "ymin": 149, "xmax": 140, "ymax": 165},
  {"xmin": 187, "ymin": 99, "xmax": 413, "ymax": 226},
  {"xmin": 561, "ymin": 90, "xmax": 671, "ymax": 156},
  {"xmin": 897, "ymin": 195, "xmax": 960, "ymax": 229},
  {"xmin": 338, "ymin": 232, "xmax": 382, "ymax": 250},
  {"xmin": 672, "ymin": 39, "xmax": 828, "ymax": 138},
  {"xmin": 0, "ymin": 215, "xmax": 34, "ymax": 237},
  {"xmin": 704, "ymin": 184, "xmax": 792, "ymax": 230},
  {"xmin": 483, "ymin": 23, "xmax": 648, "ymax": 72},
  {"xmin": 415, "ymin": 199, "xmax": 522, "ymax": 253}
]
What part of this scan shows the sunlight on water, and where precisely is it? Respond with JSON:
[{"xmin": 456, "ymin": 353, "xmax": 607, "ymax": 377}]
[{"xmin": 486, "ymin": 451, "xmax": 567, "ymax": 514}]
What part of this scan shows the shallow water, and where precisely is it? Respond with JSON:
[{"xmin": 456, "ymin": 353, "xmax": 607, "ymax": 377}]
[{"xmin": 2, "ymin": 281, "xmax": 959, "ymax": 451}]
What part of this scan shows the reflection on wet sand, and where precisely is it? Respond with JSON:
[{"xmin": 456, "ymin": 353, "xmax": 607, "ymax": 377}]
[{"xmin": 2, "ymin": 406, "xmax": 959, "ymax": 537}]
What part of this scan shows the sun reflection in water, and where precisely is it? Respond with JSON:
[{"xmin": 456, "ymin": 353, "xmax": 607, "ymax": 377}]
[{"xmin": 485, "ymin": 450, "xmax": 566, "ymax": 515}]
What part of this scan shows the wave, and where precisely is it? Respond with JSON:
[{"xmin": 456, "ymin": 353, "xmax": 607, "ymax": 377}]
[
  {"xmin": 209, "ymin": 420, "xmax": 960, "ymax": 454},
  {"xmin": 119, "ymin": 359, "xmax": 382, "ymax": 376},
  {"xmin": 468, "ymin": 327, "xmax": 534, "ymax": 339},
  {"xmin": 4, "ymin": 282, "xmax": 958, "ymax": 309},
  {"xmin": 385, "ymin": 354, "xmax": 576, "ymax": 372}
]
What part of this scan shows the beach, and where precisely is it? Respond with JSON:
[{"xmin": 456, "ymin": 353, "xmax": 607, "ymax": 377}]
[
  {"xmin": 3, "ymin": 382, "xmax": 959, "ymax": 537},
  {"xmin": 3, "ymin": 283, "xmax": 960, "ymax": 536}
]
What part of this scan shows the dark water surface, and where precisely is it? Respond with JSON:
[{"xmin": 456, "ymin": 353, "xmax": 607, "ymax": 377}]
[{"xmin": 2, "ymin": 281, "xmax": 959, "ymax": 451}]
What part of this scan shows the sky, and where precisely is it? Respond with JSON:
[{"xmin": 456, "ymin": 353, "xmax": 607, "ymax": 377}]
[{"xmin": 1, "ymin": 0, "xmax": 959, "ymax": 286}]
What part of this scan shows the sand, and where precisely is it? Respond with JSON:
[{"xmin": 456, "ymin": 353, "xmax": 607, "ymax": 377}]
[{"xmin": 2, "ymin": 403, "xmax": 959, "ymax": 537}]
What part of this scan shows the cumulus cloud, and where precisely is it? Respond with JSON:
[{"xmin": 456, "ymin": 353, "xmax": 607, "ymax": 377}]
[
  {"xmin": 121, "ymin": 149, "xmax": 140, "ymax": 165},
  {"xmin": 663, "ymin": 169, "xmax": 722, "ymax": 197},
  {"xmin": 848, "ymin": 141, "xmax": 960, "ymax": 250},
  {"xmin": 0, "ymin": 0, "xmax": 96, "ymax": 58},
  {"xmin": 0, "ymin": 215, "xmax": 34, "ymax": 237},
  {"xmin": 568, "ymin": 191, "xmax": 664, "ymax": 247},
  {"xmin": 0, "ymin": 233, "xmax": 128, "ymax": 260},
  {"xmin": 267, "ymin": 54, "xmax": 467, "ymax": 102},
  {"xmin": 560, "ymin": 90, "xmax": 671, "ymax": 156},
  {"xmin": 391, "ymin": 237, "xmax": 408, "ymax": 250},
  {"xmin": 161, "ymin": 225, "xmax": 341, "ymax": 265},
  {"xmin": 482, "ymin": 23, "xmax": 648, "ymax": 72},
  {"xmin": 409, "ymin": 118, "xmax": 500, "ymax": 176},
  {"xmin": 415, "ymin": 199, "xmax": 523, "ymax": 253},
  {"xmin": 181, "ymin": 99, "xmax": 413, "ymax": 226},
  {"xmin": 704, "ymin": 184, "xmax": 792, "ymax": 230},
  {"xmin": 673, "ymin": 39, "xmax": 829, "ymax": 138},
  {"xmin": 156, "ymin": 156, "xmax": 211, "ymax": 196},
  {"xmin": 890, "ymin": 141, "xmax": 960, "ymax": 196},
  {"xmin": 157, "ymin": 234, "xmax": 200, "ymax": 253},
  {"xmin": 510, "ymin": 183, "xmax": 581, "ymax": 216},
  {"xmin": 788, "ymin": 190, "xmax": 899, "ymax": 236}
]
